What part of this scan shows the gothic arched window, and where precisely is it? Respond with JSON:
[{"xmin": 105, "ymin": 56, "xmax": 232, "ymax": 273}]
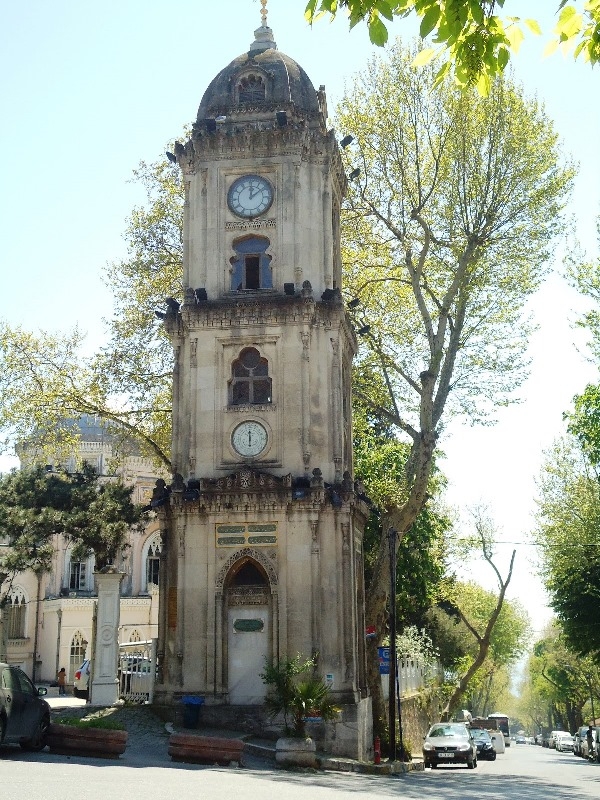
[
  {"xmin": 230, "ymin": 347, "xmax": 272, "ymax": 405},
  {"xmin": 238, "ymin": 74, "xmax": 265, "ymax": 103},
  {"xmin": 145, "ymin": 533, "xmax": 162, "ymax": 590},
  {"xmin": 69, "ymin": 630, "xmax": 88, "ymax": 681},
  {"xmin": 230, "ymin": 236, "xmax": 272, "ymax": 291}
]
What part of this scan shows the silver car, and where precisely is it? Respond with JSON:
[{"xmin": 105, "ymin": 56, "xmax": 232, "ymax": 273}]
[{"xmin": 423, "ymin": 722, "xmax": 478, "ymax": 769}]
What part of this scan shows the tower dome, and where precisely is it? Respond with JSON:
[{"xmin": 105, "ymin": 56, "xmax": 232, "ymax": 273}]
[{"xmin": 196, "ymin": 10, "xmax": 321, "ymax": 122}]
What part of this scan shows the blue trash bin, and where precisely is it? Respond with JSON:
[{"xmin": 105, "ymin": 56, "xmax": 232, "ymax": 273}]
[{"xmin": 182, "ymin": 695, "xmax": 205, "ymax": 728}]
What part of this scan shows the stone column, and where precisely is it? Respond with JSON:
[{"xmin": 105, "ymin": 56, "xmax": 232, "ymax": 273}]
[{"xmin": 90, "ymin": 569, "xmax": 124, "ymax": 706}]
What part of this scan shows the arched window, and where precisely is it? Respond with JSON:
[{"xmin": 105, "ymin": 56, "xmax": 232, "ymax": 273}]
[
  {"xmin": 69, "ymin": 630, "xmax": 88, "ymax": 681},
  {"xmin": 146, "ymin": 534, "xmax": 161, "ymax": 590},
  {"xmin": 6, "ymin": 587, "xmax": 27, "ymax": 639},
  {"xmin": 230, "ymin": 348, "xmax": 272, "ymax": 405},
  {"xmin": 238, "ymin": 74, "xmax": 265, "ymax": 103},
  {"xmin": 230, "ymin": 236, "xmax": 272, "ymax": 291},
  {"xmin": 129, "ymin": 629, "xmax": 142, "ymax": 643}
]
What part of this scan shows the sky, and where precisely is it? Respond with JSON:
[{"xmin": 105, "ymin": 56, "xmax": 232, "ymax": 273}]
[{"xmin": 1, "ymin": 1, "xmax": 599, "ymax": 637}]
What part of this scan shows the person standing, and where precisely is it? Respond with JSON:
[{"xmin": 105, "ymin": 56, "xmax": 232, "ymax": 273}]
[
  {"xmin": 586, "ymin": 725, "xmax": 594, "ymax": 760},
  {"xmin": 57, "ymin": 667, "xmax": 67, "ymax": 696}
]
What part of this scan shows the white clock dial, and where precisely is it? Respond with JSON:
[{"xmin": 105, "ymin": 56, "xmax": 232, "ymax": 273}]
[
  {"xmin": 231, "ymin": 421, "xmax": 268, "ymax": 457},
  {"xmin": 227, "ymin": 175, "xmax": 273, "ymax": 218}
]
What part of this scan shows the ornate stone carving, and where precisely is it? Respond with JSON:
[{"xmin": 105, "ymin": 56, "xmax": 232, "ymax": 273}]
[{"xmin": 215, "ymin": 547, "xmax": 278, "ymax": 590}]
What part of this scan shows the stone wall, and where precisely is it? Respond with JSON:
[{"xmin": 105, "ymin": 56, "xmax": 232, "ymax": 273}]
[{"xmin": 399, "ymin": 689, "xmax": 444, "ymax": 757}]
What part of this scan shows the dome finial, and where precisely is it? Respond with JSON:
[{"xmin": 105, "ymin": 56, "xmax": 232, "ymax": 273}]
[{"xmin": 250, "ymin": 0, "xmax": 277, "ymax": 51}]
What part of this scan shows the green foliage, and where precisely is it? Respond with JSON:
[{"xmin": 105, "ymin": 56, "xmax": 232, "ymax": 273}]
[
  {"xmin": 54, "ymin": 715, "xmax": 126, "ymax": 731},
  {"xmin": 535, "ymin": 437, "xmax": 600, "ymax": 657},
  {"xmin": 305, "ymin": 1, "xmax": 600, "ymax": 95},
  {"xmin": 260, "ymin": 655, "xmax": 339, "ymax": 738},
  {"xmin": 520, "ymin": 623, "xmax": 599, "ymax": 731},
  {"xmin": 0, "ymin": 465, "xmax": 144, "ymax": 598},
  {"xmin": 0, "ymin": 149, "xmax": 186, "ymax": 471}
]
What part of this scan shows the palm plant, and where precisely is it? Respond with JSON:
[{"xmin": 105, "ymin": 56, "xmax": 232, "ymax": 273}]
[{"xmin": 261, "ymin": 655, "xmax": 339, "ymax": 738}]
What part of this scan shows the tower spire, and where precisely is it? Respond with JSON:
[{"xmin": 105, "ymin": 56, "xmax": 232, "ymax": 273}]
[{"xmin": 250, "ymin": 0, "xmax": 277, "ymax": 51}]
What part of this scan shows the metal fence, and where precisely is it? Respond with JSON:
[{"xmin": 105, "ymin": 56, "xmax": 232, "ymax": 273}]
[
  {"xmin": 118, "ymin": 639, "xmax": 157, "ymax": 704},
  {"xmin": 382, "ymin": 657, "xmax": 442, "ymax": 699}
]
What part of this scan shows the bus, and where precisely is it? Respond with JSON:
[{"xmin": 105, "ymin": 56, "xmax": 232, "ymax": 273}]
[{"xmin": 488, "ymin": 713, "xmax": 511, "ymax": 746}]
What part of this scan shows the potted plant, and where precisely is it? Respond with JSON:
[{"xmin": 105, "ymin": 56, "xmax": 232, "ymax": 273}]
[
  {"xmin": 261, "ymin": 655, "xmax": 339, "ymax": 768},
  {"xmin": 47, "ymin": 715, "xmax": 128, "ymax": 759}
]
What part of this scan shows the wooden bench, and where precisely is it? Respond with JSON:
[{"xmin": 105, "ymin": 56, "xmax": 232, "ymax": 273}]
[{"xmin": 168, "ymin": 733, "xmax": 245, "ymax": 765}]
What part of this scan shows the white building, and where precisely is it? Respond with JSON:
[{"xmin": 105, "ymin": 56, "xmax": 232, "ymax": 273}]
[{"xmin": 1, "ymin": 415, "xmax": 163, "ymax": 686}]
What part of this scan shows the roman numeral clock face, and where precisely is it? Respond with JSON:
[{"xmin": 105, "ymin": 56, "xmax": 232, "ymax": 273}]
[{"xmin": 227, "ymin": 175, "xmax": 273, "ymax": 218}]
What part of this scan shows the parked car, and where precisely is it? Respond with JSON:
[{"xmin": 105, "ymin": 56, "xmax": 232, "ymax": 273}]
[
  {"xmin": 468, "ymin": 727, "xmax": 497, "ymax": 761},
  {"xmin": 574, "ymin": 725, "xmax": 589, "ymax": 757},
  {"xmin": 73, "ymin": 659, "xmax": 91, "ymax": 700},
  {"xmin": 555, "ymin": 733, "xmax": 575, "ymax": 752},
  {"xmin": 548, "ymin": 730, "xmax": 565, "ymax": 749},
  {"xmin": 0, "ymin": 662, "xmax": 50, "ymax": 751},
  {"xmin": 422, "ymin": 722, "xmax": 478, "ymax": 769},
  {"xmin": 581, "ymin": 726, "xmax": 600, "ymax": 761}
]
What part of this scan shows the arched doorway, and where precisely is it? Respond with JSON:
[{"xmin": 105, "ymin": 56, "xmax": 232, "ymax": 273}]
[{"xmin": 225, "ymin": 556, "xmax": 272, "ymax": 704}]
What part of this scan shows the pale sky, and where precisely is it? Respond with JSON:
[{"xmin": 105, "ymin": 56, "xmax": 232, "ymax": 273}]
[{"xmin": 1, "ymin": 1, "xmax": 599, "ymax": 636}]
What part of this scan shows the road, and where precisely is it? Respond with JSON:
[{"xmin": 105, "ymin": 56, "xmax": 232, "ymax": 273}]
[{"xmin": 1, "ymin": 738, "xmax": 599, "ymax": 800}]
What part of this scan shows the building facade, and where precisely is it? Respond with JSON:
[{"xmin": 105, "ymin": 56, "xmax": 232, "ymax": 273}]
[
  {"xmin": 1, "ymin": 415, "xmax": 162, "ymax": 685},
  {"xmin": 153, "ymin": 15, "xmax": 372, "ymax": 758}
]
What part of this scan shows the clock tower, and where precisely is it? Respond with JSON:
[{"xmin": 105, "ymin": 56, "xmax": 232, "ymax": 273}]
[{"xmin": 154, "ymin": 7, "xmax": 371, "ymax": 759}]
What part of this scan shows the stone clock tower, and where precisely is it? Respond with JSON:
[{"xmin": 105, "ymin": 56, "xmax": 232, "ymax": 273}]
[{"xmin": 154, "ymin": 7, "xmax": 372, "ymax": 759}]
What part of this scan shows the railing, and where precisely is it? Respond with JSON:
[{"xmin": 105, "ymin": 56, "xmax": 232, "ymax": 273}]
[
  {"xmin": 118, "ymin": 639, "xmax": 157, "ymax": 704},
  {"xmin": 382, "ymin": 657, "xmax": 442, "ymax": 699}
]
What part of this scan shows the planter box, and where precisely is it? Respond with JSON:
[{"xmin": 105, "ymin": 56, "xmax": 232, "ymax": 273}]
[
  {"xmin": 47, "ymin": 723, "xmax": 128, "ymax": 759},
  {"xmin": 168, "ymin": 733, "xmax": 245, "ymax": 765},
  {"xmin": 275, "ymin": 736, "xmax": 317, "ymax": 768}
]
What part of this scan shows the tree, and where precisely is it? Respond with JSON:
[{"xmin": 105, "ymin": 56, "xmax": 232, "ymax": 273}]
[
  {"xmin": 0, "ymin": 465, "xmax": 144, "ymax": 575},
  {"xmin": 433, "ymin": 509, "xmax": 524, "ymax": 719},
  {"xmin": 305, "ymin": 1, "xmax": 600, "ymax": 94},
  {"xmin": 0, "ymin": 155, "xmax": 183, "ymax": 469},
  {"xmin": 535, "ymin": 437, "xmax": 600, "ymax": 658},
  {"xmin": 0, "ymin": 465, "xmax": 144, "ymax": 660},
  {"xmin": 336, "ymin": 39, "xmax": 573, "ymax": 733},
  {"xmin": 520, "ymin": 623, "xmax": 600, "ymax": 732}
]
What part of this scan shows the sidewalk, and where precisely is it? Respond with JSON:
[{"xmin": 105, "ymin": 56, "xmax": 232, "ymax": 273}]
[{"xmin": 43, "ymin": 692, "xmax": 423, "ymax": 774}]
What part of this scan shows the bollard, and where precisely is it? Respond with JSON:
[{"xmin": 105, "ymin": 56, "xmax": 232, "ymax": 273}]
[{"xmin": 374, "ymin": 736, "xmax": 381, "ymax": 764}]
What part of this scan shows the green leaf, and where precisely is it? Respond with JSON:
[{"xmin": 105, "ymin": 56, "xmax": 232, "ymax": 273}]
[
  {"xmin": 419, "ymin": 4, "xmax": 441, "ymax": 39},
  {"xmin": 374, "ymin": 0, "xmax": 395, "ymax": 23},
  {"xmin": 368, "ymin": 15, "xmax": 389, "ymax": 46},
  {"xmin": 497, "ymin": 46, "xmax": 510, "ymax": 70}
]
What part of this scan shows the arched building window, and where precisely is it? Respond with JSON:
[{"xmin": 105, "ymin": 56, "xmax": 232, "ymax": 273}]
[
  {"xmin": 69, "ymin": 630, "xmax": 88, "ymax": 681},
  {"xmin": 229, "ymin": 348, "xmax": 272, "ymax": 405},
  {"xmin": 6, "ymin": 587, "xmax": 27, "ymax": 639},
  {"xmin": 230, "ymin": 236, "xmax": 272, "ymax": 291},
  {"xmin": 238, "ymin": 74, "xmax": 266, "ymax": 103},
  {"xmin": 129, "ymin": 629, "xmax": 142, "ymax": 643},
  {"xmin": 141, "ymin": 532, "xmax": 162, "ymax": 593}
]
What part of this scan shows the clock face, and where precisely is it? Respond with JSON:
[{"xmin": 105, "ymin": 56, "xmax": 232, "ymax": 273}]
[
  {"xmin": 231, "ymin": 421, "xmax": 268, "ymax": 457},
  {"xmin": 228, "ymin": 174, "xmax": 274, "ymax": 218}
]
